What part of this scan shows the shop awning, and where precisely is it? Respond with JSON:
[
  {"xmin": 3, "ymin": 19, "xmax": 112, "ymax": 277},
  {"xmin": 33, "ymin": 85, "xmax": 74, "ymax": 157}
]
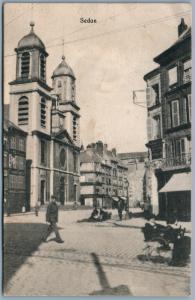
[
  {"xmin": 159, "ymin": 173, "xmax": 191, "ymax": 193},
  {"xmin": 112, "ymin": 197, "xmax": 119, "ymax": 202}
]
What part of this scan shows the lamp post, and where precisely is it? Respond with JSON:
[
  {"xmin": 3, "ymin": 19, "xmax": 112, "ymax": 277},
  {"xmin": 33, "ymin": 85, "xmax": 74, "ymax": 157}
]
[{"xmin": 125, "ymin": 179, "xmax": 130, "ymax": 219}]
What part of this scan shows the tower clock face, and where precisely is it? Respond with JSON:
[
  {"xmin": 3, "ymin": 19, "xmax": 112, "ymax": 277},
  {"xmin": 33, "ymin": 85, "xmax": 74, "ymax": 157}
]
[{"xmin": 60, "ymin": 149, "xmax": 66, "ymax": 166}]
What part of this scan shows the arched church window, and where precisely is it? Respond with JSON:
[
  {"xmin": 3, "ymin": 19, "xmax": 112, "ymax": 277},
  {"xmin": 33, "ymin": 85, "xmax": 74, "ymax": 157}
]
[
  {"xmin": 21, "ymin": 52, "xmax": 30, "ymax": 78},
  {"xmin": 18, "ymin": 97, "xmax": 29, "ymax": 125},
  {"xmin": 40, "ymin": 97, "xmax": 46, "ymax": 128},
  {"xmin": 58, "ymin": 80, "xmax": 62, "ymax": 88},
  {"xmin": 72, "ymin": 81, "xmax": 75, "ymax": 101},
  {"xmin": 73, "ymin": 152, "xmax": 77, "ymax": 172},
  {"xmin": 60, "ymin": 148, "xmax": 66, "ymax": 167},
  {"xmin": 73, "ymin": 116, "xmax": 77, "ymax": 141},
  {"xmin": 40, "ymin": 54, "xmax": 45, "ymax": 80}
]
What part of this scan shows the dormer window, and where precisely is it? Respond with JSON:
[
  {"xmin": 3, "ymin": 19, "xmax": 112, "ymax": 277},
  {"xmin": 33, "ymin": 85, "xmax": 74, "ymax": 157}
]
[
  {"xmin": 21, "ymin": 52, "xmax": 30, "ymax": 78},
  {"xmin": 183, "ymin": 59, "xmax": 192, "ymax": 83},
  {"xmin": 40, "ymin": 54, "xmax": 45, "ymax": 80}
]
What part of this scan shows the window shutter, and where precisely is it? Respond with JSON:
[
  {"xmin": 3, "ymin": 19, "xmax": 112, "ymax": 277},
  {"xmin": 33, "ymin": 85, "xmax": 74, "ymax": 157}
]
[
  {"xmin": 184, "ymin": 59, "xmax": 192, "ymax": 70},
  {"xmin": 146, "ymin": 87, "xmax": 154, "ymax": 107},
  {"xmin": 180, "ymin": 98, "xmax": 187, "ymax": 124},
  {"xmin": 188, "ymin": 94, "xmax": 191, "ymax": 122},
  {"xmin": 147, "ymin": 117, "xmax": 153, "ymax": 141},
  {"xmin": 171, "ymin": 100, "xmax": 180, "ymax": 127},
  {"xmin": 166, "ymin": 103, "xmax": 171, "ymax": 128}
]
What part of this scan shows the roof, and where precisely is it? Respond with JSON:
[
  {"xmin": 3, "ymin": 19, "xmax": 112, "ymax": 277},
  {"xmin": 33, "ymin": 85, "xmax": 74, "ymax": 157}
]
[
  {"xmin": 52, "ymin": 56, "xmax": 75, "ymax": 79},
  {"xmin": 17, "ymin": 22, "xmax": 46, "ymax": 52},
  {"xmin": 159, "ymin": 172, "xmax": 191, "ymax": 193},
  {"xmin": 80, "ymin": 146, "xmax": 127, "ymax": 170},
  {"xmin": 118, "ymin": 152, "xmax": 148, "ymax": 160},
  {"xmin": 143, "ymin": 67, "xmax": 160, "ymax": 81},
  {"xmin": 154, "ymin": 26, "xmax": 191, "ymax": 63},
  {"xmin": 80, "ymin": 149, "xmax": 102, "ymax": 163},
  {"xmin": 52, "ymin": 129, "xmax": 74, "ymax": 146},
  {"xmin": 4, "ymin": 104, "xmax": 9, "ymax": 120},
  {"xmin": 4, "ymin": 119, "xmax": 27, "ymax": 135}
]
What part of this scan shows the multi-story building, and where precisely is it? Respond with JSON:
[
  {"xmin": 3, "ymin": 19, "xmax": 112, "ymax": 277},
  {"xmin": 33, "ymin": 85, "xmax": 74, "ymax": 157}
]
[
  {"xmin": 117, "ymin": 152, "xmax": 148, "ymax": 208},
  {"xmin": 80, "ymin": 141, "xmax": 128, "ymax": 207},
  {"xmin": 4, "ymin": 119, "xmax": 28, "ymax": 214},
  {"xmin": 7, "ymin": 22, "xmax": 80, "ymax": 208},
  {"xmin": 144, "ymin": 18, "xmax": 191, "ymax": 221}
]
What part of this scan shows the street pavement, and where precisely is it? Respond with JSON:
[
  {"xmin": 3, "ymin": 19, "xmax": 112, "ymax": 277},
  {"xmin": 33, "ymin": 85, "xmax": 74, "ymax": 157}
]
[{"xmin": 3, "ymin": 209, "xmax": 191, "ymax": 296}]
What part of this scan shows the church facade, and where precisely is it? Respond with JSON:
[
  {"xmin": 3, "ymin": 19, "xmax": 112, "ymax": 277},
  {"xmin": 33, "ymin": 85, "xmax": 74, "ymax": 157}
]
[{"xmin": 8, "ymin": 22, "xmax": 80, "ymax": 209}]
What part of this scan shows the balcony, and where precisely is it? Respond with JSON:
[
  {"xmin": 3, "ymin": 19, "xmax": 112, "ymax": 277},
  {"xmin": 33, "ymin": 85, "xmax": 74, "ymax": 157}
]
[
  {"xmin": 146, "ymin": 138, "xmax": 163, "ymax": 160},
  {"xmin": 162, "ymin": 153, "xmax": 191, "ymax": 171}
]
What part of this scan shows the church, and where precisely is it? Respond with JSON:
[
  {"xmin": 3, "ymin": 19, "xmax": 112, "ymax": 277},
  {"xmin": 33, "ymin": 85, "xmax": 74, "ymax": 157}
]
[{"xmin": 8, "ymin": 22, "xmax": 81, "ymax": 209}]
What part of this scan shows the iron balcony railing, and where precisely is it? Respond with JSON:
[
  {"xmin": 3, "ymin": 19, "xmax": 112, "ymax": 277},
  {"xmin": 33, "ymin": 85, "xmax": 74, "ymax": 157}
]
[{"xmin": 163, "ymin": 153, "xmax": 191, "ymax": 169}]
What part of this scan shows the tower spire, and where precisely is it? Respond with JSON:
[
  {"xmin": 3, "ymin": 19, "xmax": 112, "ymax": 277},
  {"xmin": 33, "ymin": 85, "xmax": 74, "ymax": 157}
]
[
  {"xmin": 30, "ymin": 21, "xmax": 35, "ymax": 32},
  {"xmin": 62, "ymin": 38, "xmax": 65, "ymax": 61},
  {"xmin": 30, "ymin": 3, "xmax": 35, "ymax": 32}
]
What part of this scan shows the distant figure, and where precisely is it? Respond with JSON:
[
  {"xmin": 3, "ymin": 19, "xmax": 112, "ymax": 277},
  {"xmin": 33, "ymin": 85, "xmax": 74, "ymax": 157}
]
[
  {"xmin": 117, "ymin": 199, "xmax": 124, "ymax": 221},
  {"xmin": 42, "ymin": 195, "xmax": 64, "ymax": 243},
  {"xmin": 99, "ymin": 208, "xmax": 112, "ymax": 221},
  {"xmin": 89, "ymin": 206, "xmax": 100, "ymax": 221},
  {"xmin": 35, "ymin": 200, "xmax": 41, "ymax": 216},
  {"xmin": 73, "ymin": 201, "xmax": 78, "ymax": 210}
]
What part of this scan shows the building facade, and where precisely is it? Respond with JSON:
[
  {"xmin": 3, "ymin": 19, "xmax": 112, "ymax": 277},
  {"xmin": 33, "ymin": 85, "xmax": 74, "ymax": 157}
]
[
  {"xmin": 80, "ymin": 141, "xmax": 128, "ymax": 207},
  {"xmin": 144, "ymin": 19, "xmax": 191, "ymax": 221},
  {"xmin": 4, "ymin": 120, "xmax": 28, "ymax": 214},
  {"xmin": 8, "ymin": 22, "xmax": 80, "ymax": 208},
  {"xmin": 117, "ymin": 152, "xmax": 148, "ymax": 208}
]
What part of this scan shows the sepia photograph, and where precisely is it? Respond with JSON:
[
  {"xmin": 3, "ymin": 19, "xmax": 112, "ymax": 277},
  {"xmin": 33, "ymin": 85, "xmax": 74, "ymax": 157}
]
[{"xmin": 2, "ymin": 2, "xmax": 192, "ymax": 296}]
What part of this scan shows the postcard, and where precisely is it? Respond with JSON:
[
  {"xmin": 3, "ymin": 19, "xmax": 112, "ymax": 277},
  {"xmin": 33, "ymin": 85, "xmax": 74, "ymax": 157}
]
[{"xmin": 3, "ymin": 2, "xmax": 191, "ymax": 296}]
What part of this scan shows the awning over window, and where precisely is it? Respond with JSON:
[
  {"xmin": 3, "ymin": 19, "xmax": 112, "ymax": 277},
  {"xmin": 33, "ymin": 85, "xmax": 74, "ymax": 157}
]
[
  {"xmin": 159, "ymin": 172, "xmax": 191, "ymax": 193},
  {"xmin": 112, "ymin": 197, "xmax": 119, "ymax": 202}
]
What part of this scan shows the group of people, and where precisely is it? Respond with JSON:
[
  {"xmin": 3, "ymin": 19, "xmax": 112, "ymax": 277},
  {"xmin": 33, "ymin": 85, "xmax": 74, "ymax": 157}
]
[
  {"xmin": 38, "ymin": 196, "xmax": 128, "ymax": 243},
  {"xmin": 88, "ymin": 206, "xmax": 112, "ymax": 222}
]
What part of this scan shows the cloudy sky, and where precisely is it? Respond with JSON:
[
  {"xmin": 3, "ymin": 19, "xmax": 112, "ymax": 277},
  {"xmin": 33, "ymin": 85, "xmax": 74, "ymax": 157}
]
[{"xmin": 4, "ymin": 3, "xmax": 191, "ymax": 152}]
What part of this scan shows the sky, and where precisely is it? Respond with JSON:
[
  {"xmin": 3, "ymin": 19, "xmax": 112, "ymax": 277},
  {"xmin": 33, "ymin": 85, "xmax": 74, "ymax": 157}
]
[{"xmin": 3, "ymin": 3, "xmax": 192, "ymax": 153}]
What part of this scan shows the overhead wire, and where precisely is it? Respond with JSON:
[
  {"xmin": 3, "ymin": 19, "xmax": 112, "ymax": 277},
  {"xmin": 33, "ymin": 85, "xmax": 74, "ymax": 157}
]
[
  {"xmin": 46, "ymin": 6, "xmax": 138, "ymax": 47},
  {"xmin": 4, "ymin": 9, "xmax": 191, "ymax": 59}
]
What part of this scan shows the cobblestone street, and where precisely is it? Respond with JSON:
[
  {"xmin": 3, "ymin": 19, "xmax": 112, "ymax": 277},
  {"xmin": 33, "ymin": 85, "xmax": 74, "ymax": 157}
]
[{"xmin": 3, "ymin": 210, "xmax": 191, "ymax": 296}]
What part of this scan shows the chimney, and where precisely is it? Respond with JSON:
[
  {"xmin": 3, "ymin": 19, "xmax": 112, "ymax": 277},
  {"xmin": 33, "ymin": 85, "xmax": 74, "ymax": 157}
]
[
  {"xmin": 96, "ymin": 141, "xmax": 103, "ymax": 156},
  {"xmin": 178, "ymin": 18, "xmax": 188, "ymax": 37}
]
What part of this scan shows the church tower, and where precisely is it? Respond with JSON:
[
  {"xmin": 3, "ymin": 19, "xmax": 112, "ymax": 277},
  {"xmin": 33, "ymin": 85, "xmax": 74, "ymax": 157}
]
[
  {"xmin": 9, "ymin": 22, "xmax": 53, "ymax": 207},
  {"xmin": 52, "ymin": 56, "xmax": 80, "ymax": 147},
  {"xmin": 9, "ymin": 22, "xmax": 53, "ymax": 135}
]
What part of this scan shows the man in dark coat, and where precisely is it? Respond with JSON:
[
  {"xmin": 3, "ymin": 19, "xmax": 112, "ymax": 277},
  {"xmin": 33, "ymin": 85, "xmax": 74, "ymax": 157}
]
[
  {"xmin": 117, "ymin": 199, "xmax": 124, "ymax": 221},
  {"xmin": 43, "ymin": 195, "xmax": 64, "ymax": 243}
]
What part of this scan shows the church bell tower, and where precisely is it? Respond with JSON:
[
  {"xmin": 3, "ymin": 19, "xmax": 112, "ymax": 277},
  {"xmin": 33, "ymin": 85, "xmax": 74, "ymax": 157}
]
[
  {"xmin": 52, "ymin": 56, "xmax": 80, "ymax": 146},
  {"xmin": 9, "ymin": 22, "xmax": 52, "ymax": 135}
]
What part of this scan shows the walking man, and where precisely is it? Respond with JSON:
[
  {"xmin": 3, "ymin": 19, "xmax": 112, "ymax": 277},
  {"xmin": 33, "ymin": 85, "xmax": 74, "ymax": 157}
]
[
  {"xmin": 43, "ymin": 195, "xmax": 64, "ymax": 243},
  {"xmin": 117, "ymin": 199, "xmax": 124, "ymax": 221}
]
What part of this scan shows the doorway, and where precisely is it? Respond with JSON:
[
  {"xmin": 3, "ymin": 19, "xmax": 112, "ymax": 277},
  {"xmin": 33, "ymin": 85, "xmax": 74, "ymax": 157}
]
[
  {"xmin": 40, "ymin": 180, "xmax": 46, "ymax": 205},
  {"xmin": 60, "ymin": 177, "xmax": 65, "ymax": 205},
  {"xmin": 74, "ymin": 184, "xmax": 77, "ymax": 202}
]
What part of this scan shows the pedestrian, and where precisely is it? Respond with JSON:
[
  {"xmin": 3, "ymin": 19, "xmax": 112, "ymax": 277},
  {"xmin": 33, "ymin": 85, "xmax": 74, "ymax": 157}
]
[
  {"xmin": 35, "ymin": 199, "xmax": 41, "ymax": 216},
  {"xmin": 42, "ymin": 195, "xmax": 64, "ymax": 243},
  {"xmin": 117, "ymin": 199, "xmax": 124, "ymax": 221}
]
